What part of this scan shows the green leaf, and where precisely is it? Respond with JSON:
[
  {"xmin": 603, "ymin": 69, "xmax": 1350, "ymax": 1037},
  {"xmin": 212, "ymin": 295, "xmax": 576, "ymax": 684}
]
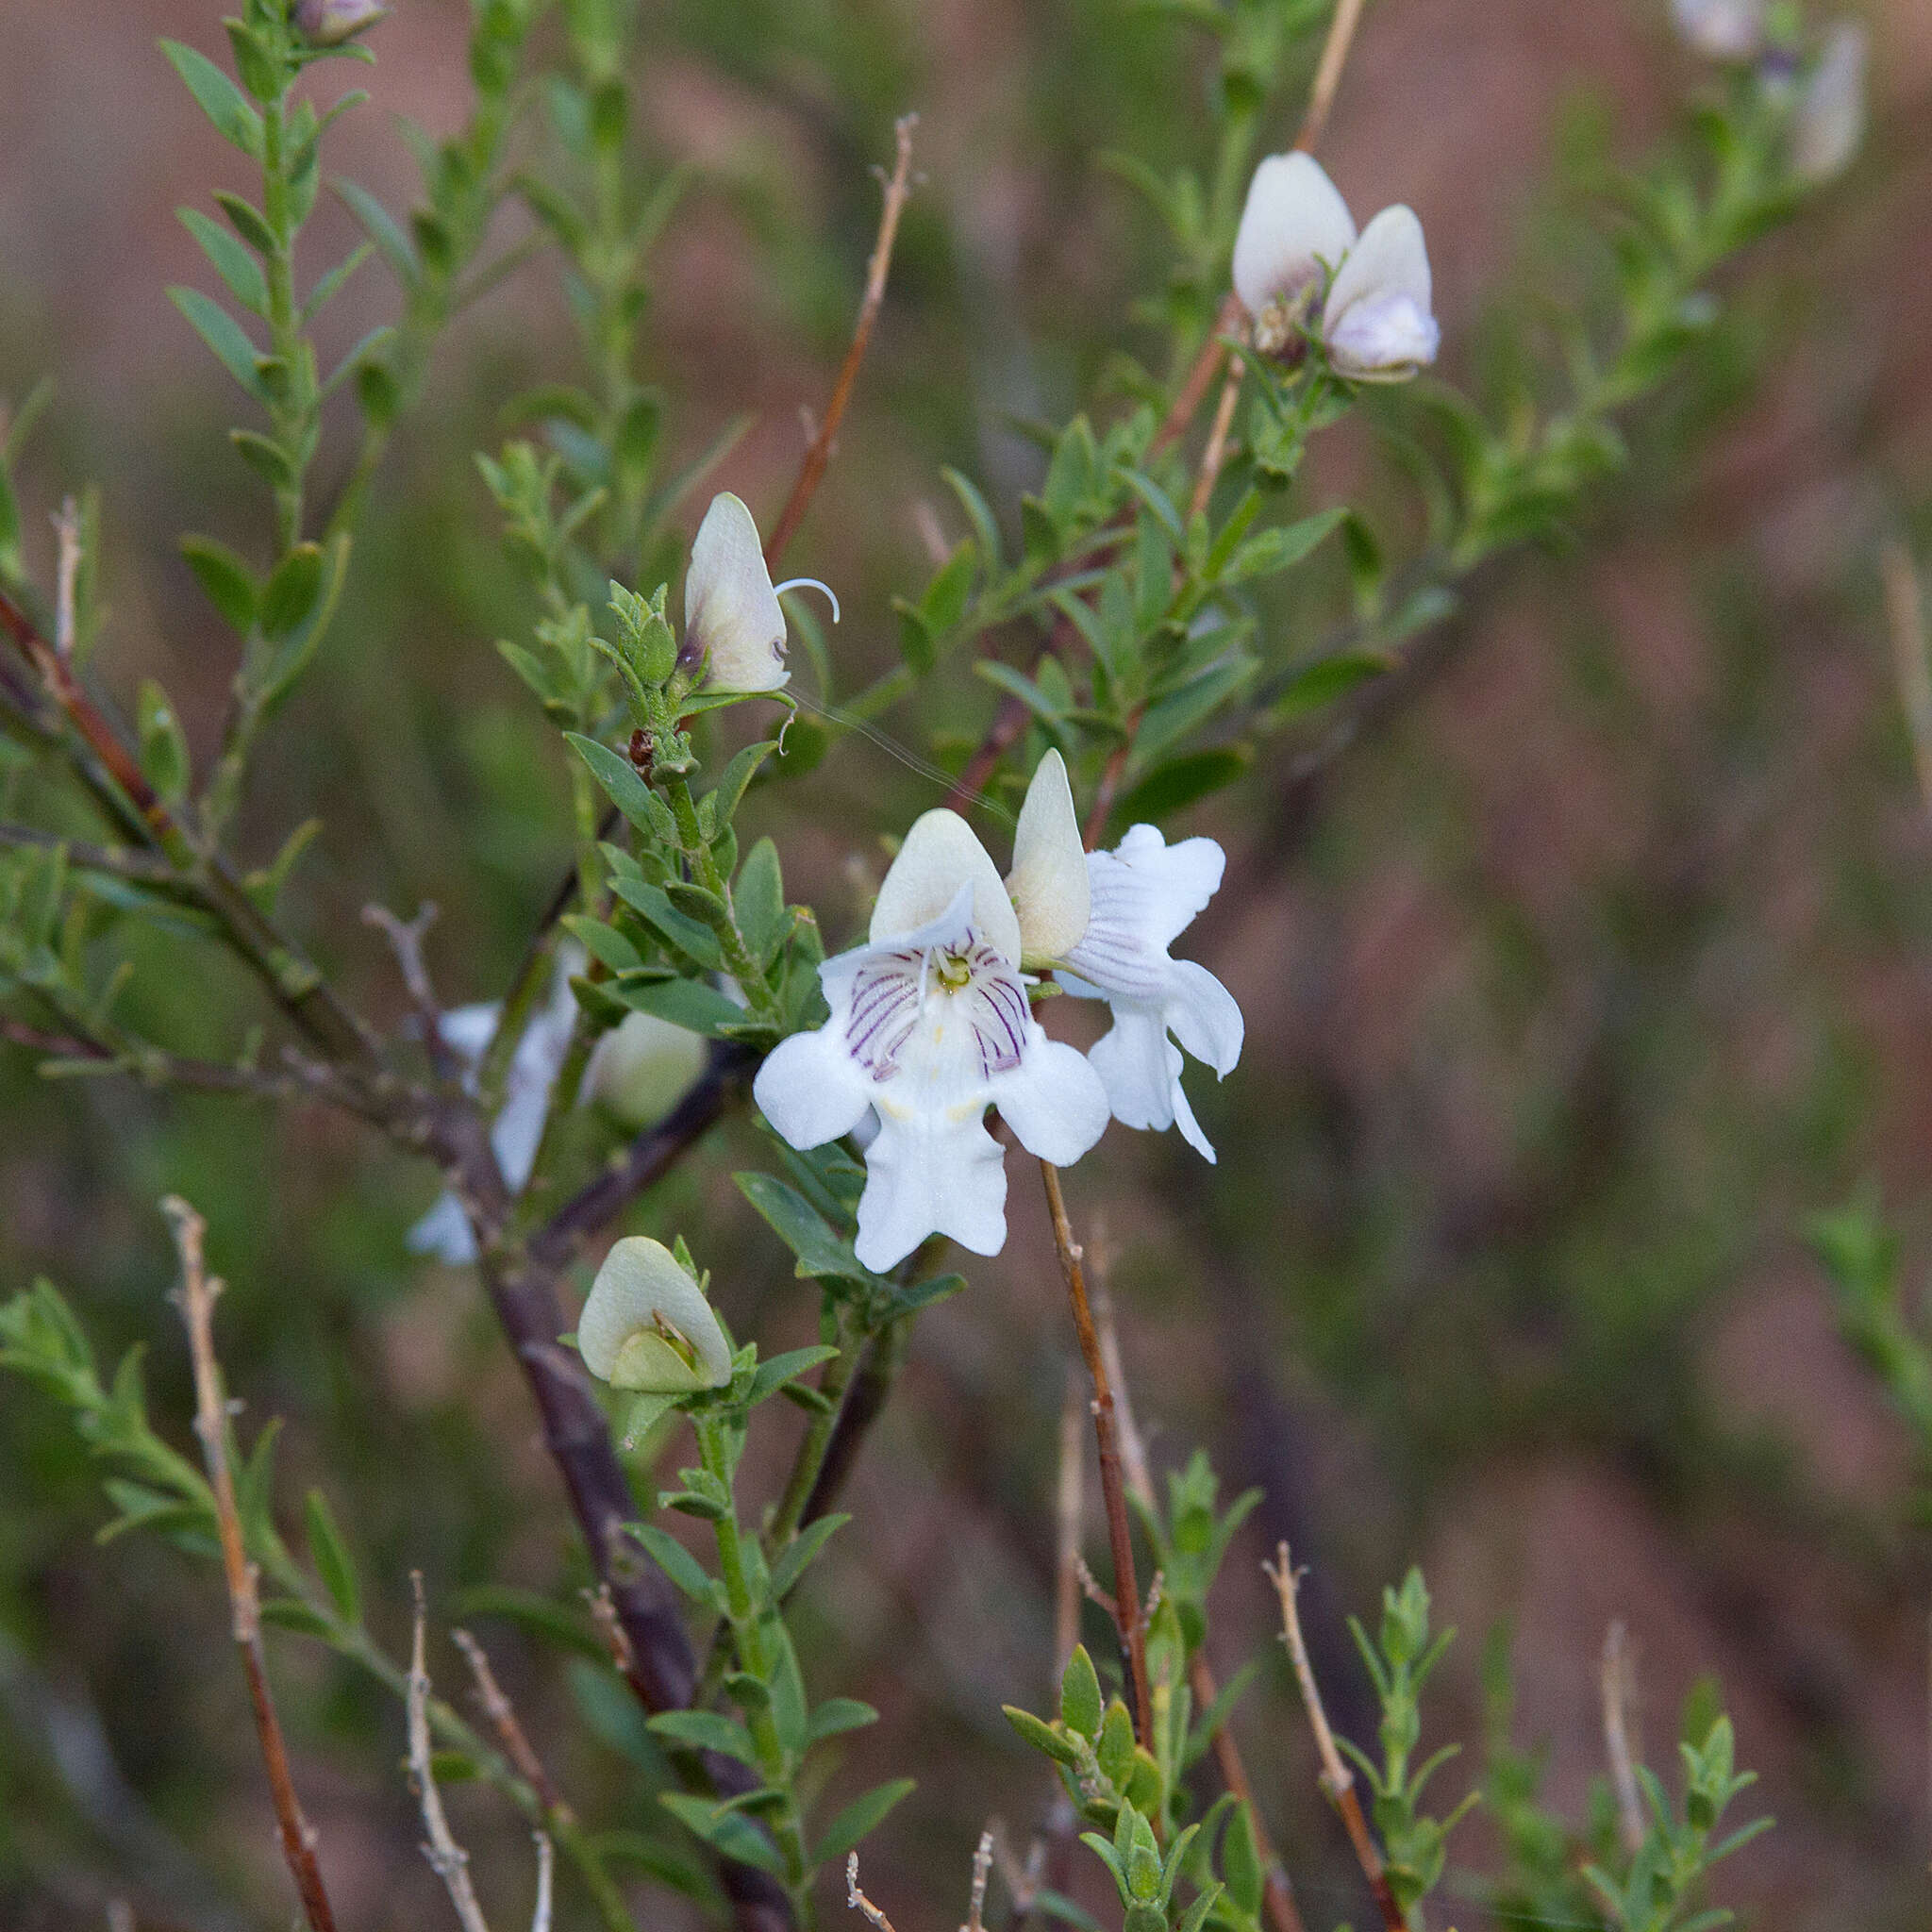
[
  {"xmin": 300, "ymin": 242, "xmax": 373, "ymax": 326},
  {"xmin": 178, "ymin": 208, "xmax": 268, "ymax": 315},
  {"xmin": 705, "ymin": 740, "xmax": 777, "ymax": 831},
  {"xmin": 136, "ymin": 681, "xmax": 190, "ymax": 805},
  {"xmin": 975, "ymin": 658, "xmax": 1067, "ymax": 723},
  {"xmin": 810, "ymin": 1777, "xmax": 915, "ymax": 1868},
  {"xmin": 747, "ymin": 1345, "xmax": 841, "ymax": 1407},
  {"xmin": 259, "ymin": 543, "xmax": 325, "ymax": 640},
  {"xmin": 1060, "ymin": 1644, "xmax": 1104, "ymax": 1740},
  {"xmin": 735, "ymin": 838, "xmax": 788, "ymax": 967},
  {"xmin": 769, "ymin": 1512, "xmax": 849, "ymax": 1602},
  {"xmin": 612, "ymin": 973, "xmax": 745, "ymax": 1037},
  {"xmin": 168, "ymin": 287, "xmax": 266, "ymax": 401},
  {"xmin": 561, "ymin": 914, "xmax": 642, "ymax": 974},
  {"xmin": 1004, "ymin": 1705, "xmax": 1083, "ymax": 1767},
  {"xmin": 229, "ymin": 429, "xmax": 295, "ymax": 489},
  {"xmin": 258, "ymin": 1597, "xmax": 337, "ymax": 1640},
  {"xmin": 808, "ymin": 1696, "xmax": 878, "ymax": 1744},
  {"xmin": 1221, "ymin": 508, "xmax": 1346, "ymax": 584},
  {"xmin": 568, "ymin": 732, "xmax": 668, "ymax": 839},
  {"xmin": 658, "ymin": 1793, "xmax": 787, "ymax": 1876},
  {"xmin": 259, "ymin": 535, "xmax": 351, "ymax": 714},
  {"xmin": 629, "ymin": 1522, "xmax": 716, "ymax": 1602},
  {"xmin": 331, "ymin": 178, "xmax": 419, "ymax": 283},
  {"xmin": 608, "ymin": 880, "xmax": 722, "ymax": 970},
  {"xmin": 1262, "ymin": 653, "xmax": 1390, "ymax": 728},
  {"xmin": 212, "ymin": 190, "xmax": 278, "ymax": 256},
  {"xmin": 179, "ymin": 535, "xmax": 258, "ymax": 632},
  {"xmin": 1118, "ymin": 746, "xmax": 1250, "ymax": 824},
  {"xmin": 648, "ymin": 1708, "xmax": 760, "ymax": 1765},
  {"xmin": 302, "ymin": 1490, "xmax": 360, "ymax": 1624},
  {"xmin": 159, "ymin": 40, "xmax": 263, "ymax": 157},
  {"xmin": 734, "ymin": 1174, "xmax": 871, "ymax": 1285}
]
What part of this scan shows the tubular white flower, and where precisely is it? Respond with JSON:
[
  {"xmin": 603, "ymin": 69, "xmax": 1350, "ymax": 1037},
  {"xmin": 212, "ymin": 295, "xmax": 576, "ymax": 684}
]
[
  {"xmin": 407, "ymin": 960, "xmax": 580, "ymax": 1266},
  {"xmin": 1232, "ymin": 152, "xmax": 1357, "ymax": 320},
  {"xmin": 577, "ymin": 1237, "xmax": 733, "ymax": 1391},
  {"xmin": 1670, "ymin": 0, "xmax": 1766, "ymax": 60},
  {"xmin": 583, "ymin": 1009, "xmax": 708, "ymax": 1130},
  {"xmin": 1054, "ymin": 824, "xmax": 1243, "ymax": 1163},
  {"xmin": 755, "ymin": 809, "xmax": 1109, "ymax": 1272},
  {"xmin": 1321, "ymin": 205, "xmax": 1439, "ymax": 381},
  {"xmin": 682, "ymin": 492, "xmax": 838, "ymax": 693},
  {"xmin": 1791, "ymin": 23, "xmax": 1867, "ymax": 185},
  {"xmin": 1232, "ymin": 155, "xmax": 1439, "ymax": 379}
]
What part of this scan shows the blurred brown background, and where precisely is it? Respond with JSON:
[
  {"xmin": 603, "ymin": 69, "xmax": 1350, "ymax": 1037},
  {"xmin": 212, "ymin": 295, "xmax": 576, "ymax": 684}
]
[{"xmin": 4, "ymin": 1, "xmax": 1932, "ymax": 1928}]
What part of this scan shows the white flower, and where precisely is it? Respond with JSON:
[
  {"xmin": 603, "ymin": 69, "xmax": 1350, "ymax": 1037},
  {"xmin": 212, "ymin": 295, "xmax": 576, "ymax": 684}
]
[
  {"xmin": 1671, "ymin": 0, "xmax": 1766, "ymax": 60},
  {"xmin": 1791, "ymin": 23, "xmax": 1867, "ymax": 185},
  {"xmin": 754, "ymin": 774, "xmax": 1109, "ymax": 1272},
  {"xmin": 584, "ymin": 1009, "xmax": 708, "ymax": 1130},
  {"xmin": 1054, "ymin": 825, "xmax": 1243, "ymax": 1163},
  {"xmin": 408, "ymin": 960, "xmax": 581, "ymax": 1266},
  {"xmin": 1231, "ymin": 153, "xmax": 1439, "ymax": 380},
  {"xmin": 682, "ymin": 492, "xmax": 839, "ymax": 693},
  {"xmin": 577, "ymin": 1236, "xmax": 733, "ymax": 1392}
]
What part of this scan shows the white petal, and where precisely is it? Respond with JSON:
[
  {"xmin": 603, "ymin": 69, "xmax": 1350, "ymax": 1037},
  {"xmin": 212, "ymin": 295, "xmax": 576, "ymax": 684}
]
[
  {"xmin": 437, "ymin": 1001, "xmax": 500, "ymax": 1067},
  {"xmin": 753, "ymin": 1026, "xmax": 873, "ymax": 1150},
  {"xmin": 685, "ymin": 491, "xmax": 789, "ymax": 692},
  {"xmin": 855, "ymin": 1110, "xmax": 1009, "ymax": 1269},
  {"xmin": 1671, "ymin": 0, "xmax": 1765, "ymax": 59},
  {"xmin": 584, "ymin": 1010, "xmax": 708, "ymax": 1129},
  {"xmin": 1324, "ymin": 206, "xmax": 1435, "ymax": 377},
  {"xmin": 1231, "ymin": 153, "xmax": 1357, "ymax": 317},
  {"xmin": 577, "ymin": 1236, "xmax": 733, "ymax": 1390},
  {"xmin": 1118, "ymin": 826, "xmax": 1225, "ymax": 949},
  {"xmin": 1007, "ymin": 750, "xmax": 1091, "ymax": 964},
  {"xmin": 1165, "ymin": 958, "xmax": 1244, "ymax": 1078},
  {"xmin": 1169, "ymin": 1070, "xmax": 1217, "ymax": 1164},
  {"xmin": 870, "ymin": 809, "xmax": 1022, "ymax": 962},
  {"xmin": 1325, "ymin": 295, "xmax": 1441, "ymax": 380},
  {"xmin": 1088, "ymin": 1008, "xmax": 1183, "ymax": 1133},
  {"xmin": 990, "ymin": 1028, "xmax": 1110, "ymax": 1166},
  {"xmin": 407, "ymin": 1191, "xmax": 477, "ymax": 1265},
  {"xmin": 1792, "ymin": 24, "xmax": 1866, "ymax": 184}
]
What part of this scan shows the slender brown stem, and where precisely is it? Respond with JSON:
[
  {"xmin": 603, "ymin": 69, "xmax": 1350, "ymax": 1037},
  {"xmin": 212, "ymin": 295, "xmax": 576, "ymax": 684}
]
[
  {"xmin": 1151, "ymin": 294, "xmax": 1247, "ymax": 462},
  {"xmin": 1188, "ymin": 354, "xmax": 1247, "ymax": 526},
  {"xmin": 1038, "ymin": 1161, "xmax": 1153, "ymax": 1745},
  {"xmin": 845, "ymin": 1854, "xmax": 901, "ymax": 1932},
  {"xmin": 1053, "ymin": 1370, "xmax": 1085, "ymax": 1682},
  {"xmin": 453, "ymin": 1628, "xmax": 572, "ymax": 1822},
  {"xmin": 1293, "ymin": 0, "xmax": 1366, "ymax": 156},
  {"xmin": 163, "ymin": 1197, "xmax": 341, "ymax": 1932},
  {"xmin": 1600, "ymin": 1622, "xmax": 1644, "ymax": 1857},
  {"xmin": 1264, "ymin": 1543, "xmax": 1406, "ymax": 1932},
  {"xmin": 764, "ymin": 115, "xmax": 918, "ymax": 571}
]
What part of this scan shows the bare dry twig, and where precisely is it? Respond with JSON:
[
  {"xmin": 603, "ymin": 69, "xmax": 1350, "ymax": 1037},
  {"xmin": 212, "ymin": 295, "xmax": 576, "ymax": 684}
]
[
  {"xmin": 847, "ymin": 1854, "xmax": 901, "ymax": 1932},
  {"xmin": 162, "ymin": 1197, "xmax": 340, "ymax": 1932},
  {"xmin": 452, "ymin": 1628, "xmax": 572, "ymax": 1822},
  {"xmin": 1054, "ymin": 1371, "xmax": 1086, "ymax": 1682},
  {"xmin": 1264, "ymin": 1543, "xmax": 1407, "ymax": 1932},
  {"xmin": 1294, "ymin": 0, "xmax": 1366, "ymax": 155},
  {"xmin": 1601, "ymin": 1622, "xmax": 1645, "ymax": 1857},
  {"xmin": 961, "ymin": 1828, "xmax": 995, "ymax": 1932},
  {"xmin": 409, "ymin": 1574, "xmax": 494, "ymax": 1932},
  {"xmin": 1038, "ymin": 1160, "xmax": 1155, "ymax": 1745},
  {"xmin": 52, "ymin": 496, "xmax": 81, "ymax": 660},
  {"xmin": 765, "ymin": 114, "xmax": 919, "ymax": 570}
]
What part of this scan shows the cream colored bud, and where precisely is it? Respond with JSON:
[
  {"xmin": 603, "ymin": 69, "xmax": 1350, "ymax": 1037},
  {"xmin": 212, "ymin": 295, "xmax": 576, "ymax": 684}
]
[{"xmin": 576, "ymin": 1237, "xmax": 733, "ymax": 1392}]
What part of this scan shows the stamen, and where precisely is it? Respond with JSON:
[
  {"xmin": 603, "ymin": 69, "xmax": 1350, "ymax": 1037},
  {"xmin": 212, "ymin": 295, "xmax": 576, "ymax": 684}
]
[{"xmin": 774, "ymin": 576, "xmax": 841, "ymax": 624}]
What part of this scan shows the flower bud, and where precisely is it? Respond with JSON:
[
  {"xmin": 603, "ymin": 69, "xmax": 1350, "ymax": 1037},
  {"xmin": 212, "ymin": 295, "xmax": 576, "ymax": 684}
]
[
  {"xmin": 583, "ymin": 1010, "xmax": 708, "ymax": 1130},
  {"xmin": 1790, "ymin": 23, "xmax": 1867, "ymax": 185},
  {"xmin": 576, "ymin": 1237, "xmax": 732, "ymax": 1392},
  {"xmin": 1670, "ymin": 0, "xmax": 1766, "ymax": 60},
  {"xmin": 294, "ymin": 0, "xmax": 388, "ymax": 47}
]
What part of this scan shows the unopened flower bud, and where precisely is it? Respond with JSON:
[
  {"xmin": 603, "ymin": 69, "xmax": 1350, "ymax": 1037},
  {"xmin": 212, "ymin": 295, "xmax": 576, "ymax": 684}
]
[
  {"xmin": 1790, "ymin": 23, "xmax": 1867, "ymax": 185},
  {"xmin": 583, "ymin": 1010, "xmax": 708, "ymax": 1130},
  {"xmin": 294, "ymin": 0, "xmax": 388, "ymax": 47}
]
